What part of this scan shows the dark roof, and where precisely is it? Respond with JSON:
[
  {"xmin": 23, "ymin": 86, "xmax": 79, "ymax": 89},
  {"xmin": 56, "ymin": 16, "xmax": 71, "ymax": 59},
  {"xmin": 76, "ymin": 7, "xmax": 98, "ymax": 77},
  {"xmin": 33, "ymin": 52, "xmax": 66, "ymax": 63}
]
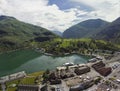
[
  {"xmin": 41, "ymin": 85, "xmax": 48, "ymax": 91},
  {"xmin": 97, "ymin": 67, "xmax": 112, "ymax": 76},
  {"xmin": 92, "ymin": 61, "xmax": 105, "ymax": 70},
  {"xmin": 74, "ymin": 66, "xmax": 90, "ymax": 75},
  {"xmin": 17, "ymin": 84, "xmax": 40, "ymax": 91}
]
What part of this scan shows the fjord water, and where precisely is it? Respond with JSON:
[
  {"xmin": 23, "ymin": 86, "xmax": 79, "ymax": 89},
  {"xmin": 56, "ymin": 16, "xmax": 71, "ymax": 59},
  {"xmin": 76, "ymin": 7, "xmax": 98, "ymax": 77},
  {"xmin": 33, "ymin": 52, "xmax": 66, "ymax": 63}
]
[{"xmin": 0, "ymin": 50, "xmax": 90, "ymax": 77}]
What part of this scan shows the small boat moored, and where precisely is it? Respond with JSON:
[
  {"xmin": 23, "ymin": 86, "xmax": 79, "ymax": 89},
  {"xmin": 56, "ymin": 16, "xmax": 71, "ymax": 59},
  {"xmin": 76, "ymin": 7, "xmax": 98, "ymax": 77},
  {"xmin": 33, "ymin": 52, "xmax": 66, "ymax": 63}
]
[{"xmin": 63, "ymin": 62, "xmax": 74, "ymax": 66}]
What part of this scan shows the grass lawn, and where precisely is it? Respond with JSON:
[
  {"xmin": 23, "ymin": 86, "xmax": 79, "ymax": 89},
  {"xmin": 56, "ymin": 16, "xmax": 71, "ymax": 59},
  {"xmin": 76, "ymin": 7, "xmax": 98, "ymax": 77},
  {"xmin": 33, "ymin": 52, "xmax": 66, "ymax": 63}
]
[{"xmin": 0, "ymin": 71, "xmax": 44, "ymax": 91}]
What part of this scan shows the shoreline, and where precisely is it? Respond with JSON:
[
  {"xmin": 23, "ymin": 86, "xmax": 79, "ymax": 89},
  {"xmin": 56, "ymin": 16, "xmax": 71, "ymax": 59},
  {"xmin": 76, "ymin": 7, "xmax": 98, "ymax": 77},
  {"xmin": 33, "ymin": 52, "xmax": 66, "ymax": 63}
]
[
  {"xmin": 0, "ymin": 48, "xmax": 95, "ymax": 58},
  {"xmin": 43, "ymin": 51, "xmax": 95, "ymax": 58}
]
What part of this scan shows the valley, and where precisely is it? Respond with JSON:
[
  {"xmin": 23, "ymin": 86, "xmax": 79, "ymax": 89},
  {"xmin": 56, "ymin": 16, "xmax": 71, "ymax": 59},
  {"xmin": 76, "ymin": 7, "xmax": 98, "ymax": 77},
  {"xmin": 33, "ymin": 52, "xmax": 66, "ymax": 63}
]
[{"xmin": 0, "ymin": 15, "xmax": 120, "ymax": 91}]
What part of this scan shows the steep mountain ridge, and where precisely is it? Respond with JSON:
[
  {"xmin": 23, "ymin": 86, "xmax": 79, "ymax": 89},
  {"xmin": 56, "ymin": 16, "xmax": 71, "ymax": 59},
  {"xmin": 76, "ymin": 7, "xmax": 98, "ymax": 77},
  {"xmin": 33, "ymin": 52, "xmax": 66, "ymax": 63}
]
[
  {"xmin": 94, "ymin": 17, "xmax": 120, "ymax": 43},
  {"xmin": 63, "ymin": 19, "xmax": 109, "ymax": 38},
  {"xmin": 0, "ymin": 15, "xmax": 57, "ymax": 51}
]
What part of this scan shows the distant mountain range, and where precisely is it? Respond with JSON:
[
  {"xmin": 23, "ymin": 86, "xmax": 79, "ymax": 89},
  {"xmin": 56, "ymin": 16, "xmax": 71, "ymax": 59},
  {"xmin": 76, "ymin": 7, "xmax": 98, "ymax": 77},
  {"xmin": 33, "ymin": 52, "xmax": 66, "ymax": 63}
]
[
  {"xmin": 63, "ymin": 19, "xmax": 109, "ymax": 38},
  {"xmin": 63, "ymin": 17, "xmax": 120, "ymax": 43},
  {"xmin": 52, "ymin": 31, "xmax": 62, "ymax": 37},
  {"xmin": 0, "ymin": 15, "xmax": 57, "ymax": 51},
  {"xmin": 0, "ymin": 15, "xmax": 120, "ymax": 52}
]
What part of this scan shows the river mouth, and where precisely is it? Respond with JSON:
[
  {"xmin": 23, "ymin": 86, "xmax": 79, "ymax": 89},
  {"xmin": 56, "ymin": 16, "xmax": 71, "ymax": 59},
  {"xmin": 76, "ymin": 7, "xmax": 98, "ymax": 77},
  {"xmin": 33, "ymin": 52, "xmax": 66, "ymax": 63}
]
[{"xmin": 0, "ymin": 50, "xmax": 91, "ymax": 77}]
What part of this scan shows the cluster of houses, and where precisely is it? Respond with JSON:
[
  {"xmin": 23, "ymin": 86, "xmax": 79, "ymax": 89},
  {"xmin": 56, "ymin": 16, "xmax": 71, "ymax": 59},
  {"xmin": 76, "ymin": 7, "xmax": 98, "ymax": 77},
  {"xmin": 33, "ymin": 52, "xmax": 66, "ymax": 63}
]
[
  {"xmin": 1, "ymin": 56, "xmax": 120, "ymax": 91},
  {"xmin": 13, "ymin": 59, "xmax": 120, "ymax": 91},
  {"xmin": 41, "ymin": 62, "xmax": 100, "ymax": 91}
]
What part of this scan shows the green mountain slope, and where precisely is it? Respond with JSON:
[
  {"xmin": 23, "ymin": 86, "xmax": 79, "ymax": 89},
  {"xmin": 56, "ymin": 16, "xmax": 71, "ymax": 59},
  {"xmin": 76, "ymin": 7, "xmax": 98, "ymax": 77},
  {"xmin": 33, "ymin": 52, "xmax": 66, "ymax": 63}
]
[
  {"xmin": 63, "ymin": 19, "xmax": 109, "ymax": 38},
  {"xmin": 94, "ymin": 17, "xmax": 120, "ymax": 43},
  {"xmin": 38, "ymin": 38, "xmax": 120, "ymax": 55},
  {"xmin": 0, "ymin": 15, "xmax": 57, "ymax": 51}
]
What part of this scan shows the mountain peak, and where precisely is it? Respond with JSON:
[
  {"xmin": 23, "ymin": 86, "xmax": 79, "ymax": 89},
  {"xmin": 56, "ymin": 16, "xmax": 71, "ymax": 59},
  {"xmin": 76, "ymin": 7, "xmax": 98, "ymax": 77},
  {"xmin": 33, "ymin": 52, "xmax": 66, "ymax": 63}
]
[
  {"xmin": 0, "ymin": 15, "xmax": 16, "ymax": 21},
  {"xmin": 79, "ymin": 18, "xmax": 108, "ymax": 27},
  {"xmin": 0, "ymin": 15, "xmax": 57, "ymax": 45},
  {"xmin": 93, "ymin": 16, "xmax": 120, "ymax": 43},
  {"xmin": 63, "ymin": 18, "xmax": 109, "ymax": 38}
]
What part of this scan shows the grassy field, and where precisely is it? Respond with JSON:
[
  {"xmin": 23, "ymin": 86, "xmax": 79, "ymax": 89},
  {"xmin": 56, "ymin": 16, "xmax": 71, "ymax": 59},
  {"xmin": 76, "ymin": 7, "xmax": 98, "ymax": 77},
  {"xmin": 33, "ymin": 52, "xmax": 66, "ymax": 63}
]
[{"xmin": 0, "ymin": 71, "xmax": 44, "ymax": 91}]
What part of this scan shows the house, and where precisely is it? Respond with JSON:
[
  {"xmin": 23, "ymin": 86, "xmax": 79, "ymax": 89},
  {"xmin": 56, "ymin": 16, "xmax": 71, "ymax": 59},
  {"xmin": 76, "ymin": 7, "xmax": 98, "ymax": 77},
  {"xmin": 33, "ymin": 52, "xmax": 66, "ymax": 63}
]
[
  {"xmin": 50, "ymin": 79, "xmax": 62, "ymax": 85},
  {"xmin": 92, "ymin": 61, "xmax": 112, "ymax": 76},
  {"xmin": 92, "ymin": 61, "xmax": 105, "ymax": 71},
  {"xmin": 0, "ymin": 71, "xmax": 26, "ymax": 84},
  {"xmin": 74, "ymin": 66, "xmax": 90, "ymax": 75},
  {"xmin": 48, "ymin": 72, "xmax": 62, "ymax": 85},
  {"xmin": 97, "ymin": 67, "xmax": 112, "ymax": 76},
  {"xmin": 70, "ymin": 80, "xmax": 94, "ymax": 91},
  {"xmin": 17, "ymin": 84, "xmax": 40, "ymax": 91}
]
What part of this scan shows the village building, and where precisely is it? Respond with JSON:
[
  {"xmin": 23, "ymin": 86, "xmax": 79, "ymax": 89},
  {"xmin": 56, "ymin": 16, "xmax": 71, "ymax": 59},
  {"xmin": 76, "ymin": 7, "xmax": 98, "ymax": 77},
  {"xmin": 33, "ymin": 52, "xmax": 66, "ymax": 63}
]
[
  {"xmin": 74, "ymin": 66, "xmax": 90, "ymax": 75},
  {"xmin": 70, "ymin": 80, "xmax": 94, "ymax": 91},
  {"xmin": 17, "ymin": 84, "xmax": 41, "ymax": 91},
  {"xmin": 97, "ymin": 67, "xmax": 112, "ymax": 76},
  {"xmin": 92, "ymin": 61, "xmax": 112, "ymax": 76},
  {"xmin": 92, "ymin": 61, "xmax": 105, "ymax": 70},
  {"xmin": 48, "ymin": 72, "xmax": 62, "ymax": 85}
]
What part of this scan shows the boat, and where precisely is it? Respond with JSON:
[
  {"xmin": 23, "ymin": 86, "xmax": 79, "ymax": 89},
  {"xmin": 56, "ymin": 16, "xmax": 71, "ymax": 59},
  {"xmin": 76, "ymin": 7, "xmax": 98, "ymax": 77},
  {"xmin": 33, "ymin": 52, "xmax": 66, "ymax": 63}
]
[
  {"xmin": 44, "ymin": 53, "xmax": 53, "ymax": 56},
  {"xmin": 88, "ymin": 58, "xmax": 97, "ymax": 63},
  {"xmin": 63, "ymin": 62, "xmax": 74, "ymax": 66}
]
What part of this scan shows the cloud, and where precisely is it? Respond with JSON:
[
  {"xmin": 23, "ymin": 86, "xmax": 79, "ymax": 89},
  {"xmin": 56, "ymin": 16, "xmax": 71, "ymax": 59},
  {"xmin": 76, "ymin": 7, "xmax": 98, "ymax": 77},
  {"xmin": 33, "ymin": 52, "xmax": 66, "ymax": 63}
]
[
  {"xmin": 70, "ymin": 0, "xmax": 120, "ymax": 21},
  {"xmin": 0, "ymin": 0, "xmax": 119, "ymax": 32},
  {"xmin": 0, "ymin": 0, "xmax": 87, "ymax": 32}
]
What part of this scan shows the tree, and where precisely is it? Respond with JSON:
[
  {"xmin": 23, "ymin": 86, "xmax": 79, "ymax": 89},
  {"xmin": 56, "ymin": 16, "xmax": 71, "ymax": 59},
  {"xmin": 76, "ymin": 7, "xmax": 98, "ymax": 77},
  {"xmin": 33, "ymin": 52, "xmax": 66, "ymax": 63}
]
[{"xmin": 42, "ymin": 69, "xmax": 50, "ymax": 82}]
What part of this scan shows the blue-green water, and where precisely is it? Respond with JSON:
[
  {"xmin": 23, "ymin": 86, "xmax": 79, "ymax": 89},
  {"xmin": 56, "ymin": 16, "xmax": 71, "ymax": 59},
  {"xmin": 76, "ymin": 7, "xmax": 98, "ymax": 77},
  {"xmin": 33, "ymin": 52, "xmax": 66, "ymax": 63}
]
[{"xmin": 0, "ymin": 50, "xmax": 90, "ymax": 77}]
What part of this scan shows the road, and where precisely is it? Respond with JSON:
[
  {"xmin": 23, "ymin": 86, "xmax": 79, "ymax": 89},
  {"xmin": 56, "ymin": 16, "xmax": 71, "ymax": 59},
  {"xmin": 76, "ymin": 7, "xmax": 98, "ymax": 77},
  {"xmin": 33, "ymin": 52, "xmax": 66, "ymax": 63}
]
[{"xmin": 56, "ymin": 80, "xmax": 69, "ymax": 91}]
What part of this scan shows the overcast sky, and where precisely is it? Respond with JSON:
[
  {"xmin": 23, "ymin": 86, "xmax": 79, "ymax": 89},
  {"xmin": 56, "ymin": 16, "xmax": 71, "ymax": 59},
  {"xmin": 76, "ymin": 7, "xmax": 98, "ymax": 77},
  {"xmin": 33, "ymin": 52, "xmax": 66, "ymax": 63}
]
[{"xmin": 0, "ymin": 0, "xmax": 120, "ymax": 32}]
